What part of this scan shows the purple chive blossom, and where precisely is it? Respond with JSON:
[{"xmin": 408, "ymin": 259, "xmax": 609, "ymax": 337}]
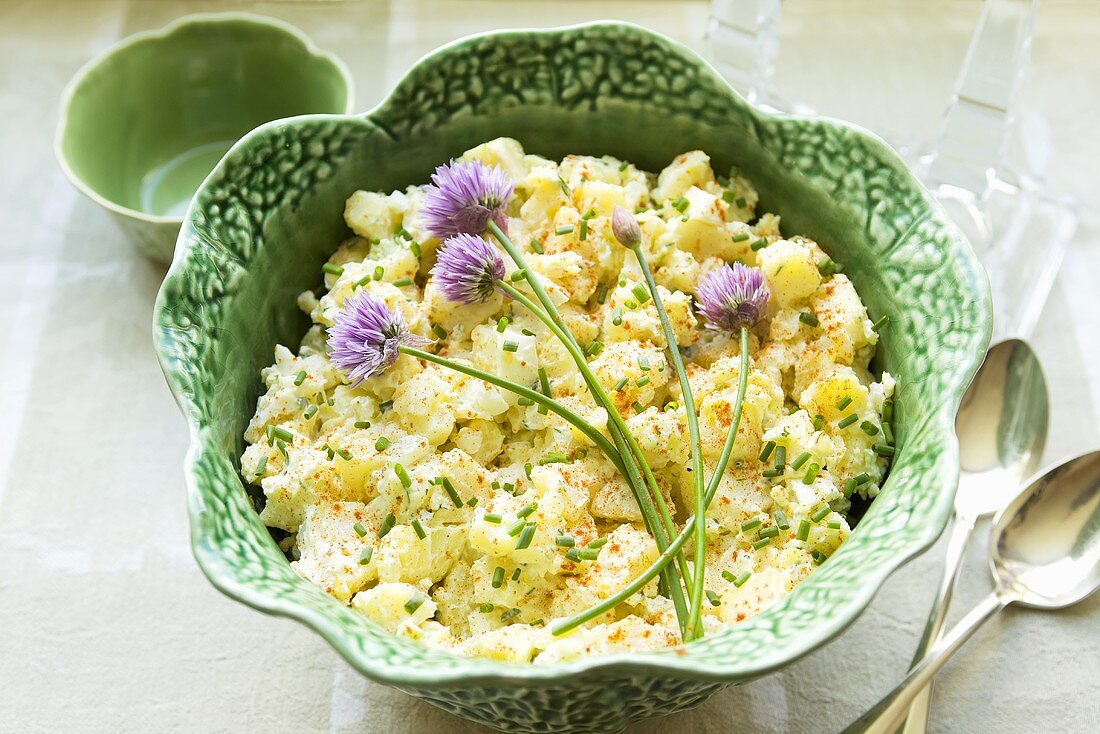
[
  {"xmin": 611, "ymin": 205, "xmax": 642, "ymax": 248},
  {"xmin": 328, "ymin": 292, "xmax": 430, "ymax": 385},
  {"xmin": 695, "ymin": 263, "xmax": 770, "ymax": 331},
  {"xmin": 420, "ymin": 159, "xmax": 514, "ymax": 239},
  {"xmin": 430, "ymin": 233, "xmax": 506, "ymax": 304}
]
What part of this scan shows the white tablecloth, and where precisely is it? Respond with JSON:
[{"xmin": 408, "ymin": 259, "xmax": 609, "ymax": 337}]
[{"xmin": 2, "ymin": 1, "xmax": 1098, "ymax": 732}]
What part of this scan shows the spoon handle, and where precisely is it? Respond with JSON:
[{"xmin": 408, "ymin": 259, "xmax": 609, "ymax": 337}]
[
  {"xmin": 842, "ymin": 592, "xmax": 1006, "ymax": 734},
  {"xmin": 898, "ymin": 513, "xmax": 977, "ymax": 734}
]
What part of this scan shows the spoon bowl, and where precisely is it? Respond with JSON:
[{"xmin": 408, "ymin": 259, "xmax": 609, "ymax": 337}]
[
  {"xmin": 849, "ymin": 449, "xmax": 1100, "ymax": 733},
  {"xmin": 992, "ymin": 451, "xmax": 1100, "ymax": 608}
]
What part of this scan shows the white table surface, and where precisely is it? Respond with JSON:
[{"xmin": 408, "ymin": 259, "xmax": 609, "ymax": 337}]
[{"xmin": 2, "ymin": 1, "xmax": 1098, "ymax": 732}]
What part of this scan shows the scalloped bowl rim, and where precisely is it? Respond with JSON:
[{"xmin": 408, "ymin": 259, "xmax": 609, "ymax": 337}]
[
  {"xmin": 155, "ymin": 21, "xmax": 992, "ymax": 689},
  {"xmin": 55, "ymin": 11, "xmax": 355, "ymax": 226}
]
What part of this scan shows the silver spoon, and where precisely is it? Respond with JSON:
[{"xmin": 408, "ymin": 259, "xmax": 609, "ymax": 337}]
[
  {"xmin": 844, "ymin": 450, "xmax": 1100, "ymax": 733},
  {"xmin": 899, "ymin": 338, "xmax": 1049, "ymax": 733}
]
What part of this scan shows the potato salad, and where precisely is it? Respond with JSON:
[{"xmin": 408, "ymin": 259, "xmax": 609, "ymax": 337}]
[{"xmin": 240, "ymin": 138, "xmax": 894, "ymax": 662}]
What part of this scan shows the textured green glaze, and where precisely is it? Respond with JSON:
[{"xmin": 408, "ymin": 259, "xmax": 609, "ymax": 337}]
[
  {"xmin": 56, "ymin": 13, "xmax": 352, "ymax": 264},
  {"xmin": 153, "ymin": 23, "xmax": 992, "ymax": 734}
]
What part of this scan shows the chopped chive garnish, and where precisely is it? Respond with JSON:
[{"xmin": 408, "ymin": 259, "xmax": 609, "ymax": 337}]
[
  {"xmin": 818, "ymin": 257, "xmax": 836, "ymax": 277},
  {"xmin": 587, "ymin": 537, "xmax": 608, "ymax": 549},
  {"xmin": 632, "ymin": 401, "xmax": 645, "ymax": 413},
  {"xmin": 638, "ymin": 356, "xmax": 651, "ymax": 372},
  {"xmin": 358, "ymin": 546, "xmax": 373, "ymax": 565},
  {"xmin": 635, "ymin": 376, "xmax": 651, "ymax": 388},
  {"xmin": 731, "ymin": 231, "xmax": 750, "ymax": 242},
  {"xmin": 750, "ymin": 238, "xmax": 768, "ymax": 251},
  {"xmin": 521, "ymin": 328, "xmax": 536, "ymax": 336},
  {"xmin": 578, "ymin": 548, "xmax": 600, "ymax": 561},
  {"xmin": 861, "ymin": 421, "xmax": 880, "ymax": 436},
  {"xmin": 538, "ymin": 367, "xmax": 550, "ymax": 397},
  {"xmin": 511, "ymin": 567, "xmax": 522, "ymax": 581},
  {"xmin": 828, "ymin": 520, "xmax": 842, "ymax": 530},
  {"xmin": 438, "ymin": 476, "xmax": 462, "ymax": 507},
  {"xmin": 517, "ymin": 397, "xmax": 534, "ymax": 407},
  {"xmin": 555, "ymin": 534, "xmax": 575, "ymax": 548},
  {"xmin": 334, "ymin": 447, "xmax": 352, "ymax": 461},
  {"xmin": 394, "ymin": 463, "xmax": 412, "ymax": 488},
  {"xmin": 411, "ymin": 518, "xmax": 427, "ymax": 539},
  {"xmin": 353, "ymin": 522, "xmax": 368, "ymax": 537},
  {"xmin": 790, "ymin": 451, "xmax": 812, "ymax": 471},
  {"xmin": 721, "ymin": 570, "xmax": 736, "ymax": 583},
  {"xmin": 354, "ymin": 420, "xmax": 370, "ymax": 429},
  {"xmin": 741, "ymin": 518, "xmax": 762, "ymax": 532},
  {"xmin": 496, "ymin": 316, "xmax": 509, "ymax": 333},
  {"xmin": 733, "ymin": 571, "xmax": 752, "ymax": 588},
  {"xmin": 586, "ymin": 340, "xmax": 604, "ymax": 357},
  {"xmin": 466, "ymin": 497, "xmax": 478, "ymax": 507},
  {"xmin": 276, "ymin": 440, "xmax": 288, "ymax": 460},
  {"xmin": 491, "ymin": 481, "xmax": 500, "ymax": 491},
  {"xmin": 530, "ymin": 237, "xmax": 543, "ymax": 254},
  {"xmin": 578, "ymin": 219, "xmax": 588, "ymax": 241},
  {"xmin": 613, "ymin": 377, "xmax": 628, "ymax": 392},
  {"xmin": 322, "ymin": 262, "xmax": 344, "ymax": 277},
  {"xmin": 873, "ymin": 443, "xmax": 896, "ymax": 457},
  {"xmin": 631, "ymin": 284, "xmax": 650, "ymax": 304},
  {"xmin": 379, "ymin": 400, "xmax": 393, "ymax": 412},
  {"xmin": 539, "ymin": 452, "xmax": 570, "ymax": 465},
  {"xmin": 619, "ymin": 160, "xmax": 629, "ymax": 172},
  {"xmin": 774, "ymin": 510, "xmax": 790, "ymax": 530},
  {"xmin": 836, "ymin": 395, "xmax": 853, "ymax": 410},
  {"xmin": 758, "ymin": 525, "xmax": 779, "ymax": 539},
  {"xmin": 323, "ymin": 444, "xmax": 335, "ymax": 460},
  {"xmin": 378, "ymin": 513, "xmax": 395, "ymax": 538},
  {"xmin": 882, "ymin": 399, "xmax": 894, "ymax": 422},
  {"xmin": 706, "ymin": 590, "xmax": 722, "ymax": 607},
  {"xmin": 555, "ymin": 225, "xmax": 574, "ymax": 235},
  {"xmin": 510, "ymin": 269, "xmax": 527, "ymax": 282},
  {"xmin": 759, "ymin": 440, "xmax": 776, "ymax": 462},
  {"xmin": 855, "ymin": 472, "xmax": 872, "ymax": 486},
  {"xmin": 410, "ymin": 241, "xmax": 422, "ymax": 258},
  {"xmin": 254, "ymin": 455, "xmax": 268, "ymax": 478},
  {"xmin": 670, "ymin": 196, "xmax": 689, "ymax": 213},
  {"xmin": 507, "ymin": 518, "xmax": 526, "ymax": 537},
  {"xmin": 501, "ymin": 607, "xmax": 521, "ymax": 622},
  {"xmin": 803, "ymin": 463, "xmax": 821, "ymax": 484},
  {"xmin": 504, "ymin": 482, "xmax": 516, "ymax": 495},
  {"xmin": 624, "ymin": 299, "xmax": 637, "ymax": 309},
  {"xmin": 872, "ymin": 314, "xmax": 890, "ymax": 331},
  {"xmin": 502, "ymin": 340, "xmax": 519, "ymax": 353},
  {"xmin": 294, "ymin": 370, "xmax": 307, "ymax": 386},
  {"xmin": 810, "ymin": 504, "xmax": 830, "ymax": 523},
  {"xmin": 267, "ymin": 426, "xmax": 293, "ymax": 445},
  {"xmin": 843, "ymin": 478, "xmax": 858, "ymax": 497},
  {"xmin": 735, "ymin": 196, "xmax": 747, "ymax": 207},
  {"xmin": 404, "ymin": 593, "xmax": 426, "ymax": 615},
  {"xmin": 596, "ymin": 284, "xmax": 608, "ymax": 304},
  {"xmin": 882, "ymin": 422, "xmax": 894, "ymax": 444},
  {"xmin": 557, "ymin": 176, "xmax": 571, "ymax": 196},
  {"xmin": 517, "ymin": 502, "xmax": 538, "ymax": 519},
  {"xmin": 372, "ymin": 265, "xmax": 384, "ymax": 281},
  {"xmin": 812, "ymin": 550, "xmax": 828, "ymax": 565},
  {"xmin": 431, "ymin": 323, "xmax": 447, "ymax": 340},
  {"xmin": 304, "ymin": 405, "xmax": 318, "ymax": 420},
  {"xmin": 796, "ymin": 519, "xmax": 811, "ymax": 541},
  {"xmin": 799, "ymin": 312, "xmax": 819, "ymax": 327},
  {"xmin": 515, "ymin": 523, "xmax": 537, "ymax": 550},
  {"xmin": 812, "ymin": 414, "xmax": 825, "ymax": 432},
  {"xmin": 611, "ymin": 306, "xmax": 623, "ymax": 326},
  {"xmin": 524, "ymin": 462, "xmax": 533, "ymax": 479},
  {"xmin": 479, "ymin": 603, "xmax": 495, "ymax": 613},
  {"xmin": 565, "ymin": 548, "xmax": 581, "ymax": 562},
  {"xmin": 774, "ymin": 445, "xmax": 787, "ymax": 469},
  {"xmin": 752, "ymin": 537, "xmax": 772, "ymax": 550},
  {"xmin": 762, "ymin": 468, "xmax": 784, "ymax": 478},
  {"xmin": 392, "ymin": 278, "xmax": 413, "ymax": 287},
  {"xmin": 491, "ymin": 567, "xmax": 505, "ymax": 588},
  {"xmin": 838, "ymin": 414, "xmax": 859, "ymax": 428},
  {"xmin": 484, "ymin": 513, "xmax": 502, "ymax": 524}
]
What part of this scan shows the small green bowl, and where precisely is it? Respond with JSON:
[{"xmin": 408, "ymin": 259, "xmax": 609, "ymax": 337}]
[
  {"xmin": 55, "ymin": 13, "xmax": 352, "ymax": 263},
  {"xmin": 154, "ymin": 22, "xmax": 992, "ymax": 734}
]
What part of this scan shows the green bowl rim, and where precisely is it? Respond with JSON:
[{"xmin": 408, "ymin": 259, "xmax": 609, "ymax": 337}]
[
  {"xmin": 54, "ymin": 11, "xmax": 355, "ymax": 226},
  {"xmin": 155, "ymin": 20, "xmax": 993, "ymax": 688}
]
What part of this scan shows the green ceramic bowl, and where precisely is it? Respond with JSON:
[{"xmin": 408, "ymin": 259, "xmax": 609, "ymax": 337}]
[
  {"xmin": 154, "ymin": 22, "xmax": 991, "ymax": 734},
  {"xmin": 56, "ymin": 13, "xmax": 352, "ymax": 264}
]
